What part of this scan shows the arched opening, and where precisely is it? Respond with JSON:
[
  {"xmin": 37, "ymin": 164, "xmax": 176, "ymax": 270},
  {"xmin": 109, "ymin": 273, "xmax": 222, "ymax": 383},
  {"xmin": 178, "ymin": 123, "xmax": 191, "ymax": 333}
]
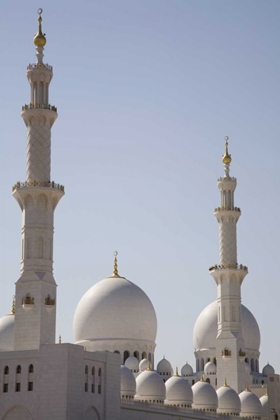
[
  {"xmin": 133, "ymin": 351, "xmax": 139, "ymax": 360},
  {"xmin": 28, "ymin": 364, "xmax": 34, "ymax": 373},
  {"xmin": 16, "ymin": 365, "xmax": 21, "ymax": 374},
  {"xmin": 206, "ymin": 357, "xmax": 210, "ymax": 363},
  {"xmin": 98, "ymin": 368, "xmax": 101, "ymax": 377},
  {"xmin": 85, "ymin": 365, "xmax": 88, "ymax": 374},
  {"xmin": 201, "ymin": 358, "xmax": 204, "ymax": 370},
  {"xmin": 251, "ymin": 358, "xmax": 254, "ymax": 372},
  {"xmin": 92, "ymin": 367, "xmax": 95, "ymax": 375},
  {"xmin": 142, "ymin": 352, "xmax": 147, "ymax": 360},
  {"xmin": 206, "ymin": 378, "xmax": 210, "ymax": 384},
  {"xmin": 255, "ymin": 359, "xmax": 259, "ymax": 372},
  {"xmin": 123, "ymin": 351, "xmax": 130, "ymax": 363},
  {"xmin": 213, "ymin": 357, "xmax": 217, "ymax": 366},
  {"xmin": 114, "ymin": 350, "xmax": 120, "ymax": 354},
  {"xmin": 4, "ymin": 366, "xmax": 9, "ymax": 375}
]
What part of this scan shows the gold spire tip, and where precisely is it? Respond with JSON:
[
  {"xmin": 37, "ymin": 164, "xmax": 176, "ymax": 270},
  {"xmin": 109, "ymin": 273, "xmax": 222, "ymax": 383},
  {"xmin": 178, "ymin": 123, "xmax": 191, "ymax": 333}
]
[
  {"xmin": 224, "ymin": 378, "xmax": 228, "ymax": 387},
  {"xmin": 222, "ymin": 136, "xmax": 232, "ymax": 165},
  {"xmin": 200, "ymin": 374, "xmax": 205, "ymax": 382},
  {"xmin": 34, "ymin": 8, "xmax": 47, "ymax": 47},
  {"xmin": 245, "ymin": 383, "xmax": 249, "ymax": 391},
  {"xmin": 59, "ymin": 335, "xmax": 61, "ymax": 344},
  {"xmin": 147, "ymin": 360, "xmax": 151, "ymax": 371},
  {"xmin": 11, "ymin": 296, "xmax": 15, "ymax": 315},
  {"xmin": 111, "ymin": 251, "xmax": 120, "ymax": 277},
  {"xmin": 175, "ymin": 366, "xmax": 179, "ymax": 376}
]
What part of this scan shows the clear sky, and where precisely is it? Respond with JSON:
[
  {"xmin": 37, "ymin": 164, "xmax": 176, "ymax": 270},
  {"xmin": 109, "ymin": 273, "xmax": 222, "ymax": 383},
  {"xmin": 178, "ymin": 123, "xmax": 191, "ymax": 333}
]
[{"xmin": 0, "ymin": 0, "xmax": 279, "ymax": 374}]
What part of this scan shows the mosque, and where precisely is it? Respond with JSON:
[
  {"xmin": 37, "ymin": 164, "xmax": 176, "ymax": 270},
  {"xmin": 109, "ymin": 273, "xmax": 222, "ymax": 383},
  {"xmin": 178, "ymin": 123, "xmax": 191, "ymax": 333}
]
[{"xmin": 0, "ymin": 10, "xmax": 279, "ymax": 420}]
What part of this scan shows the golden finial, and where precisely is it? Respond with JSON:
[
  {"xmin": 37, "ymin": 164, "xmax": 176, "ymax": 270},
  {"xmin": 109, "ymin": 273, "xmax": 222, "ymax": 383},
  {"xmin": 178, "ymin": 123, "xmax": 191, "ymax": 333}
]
[
  {"xmin": 224, "ymin": 378, "xmax": 228, "ymax": 387},
  {"xmin": 34, "ymin": 8, "xmax": 47, "ymax": 47},
  {"xmin": 200, "ymin": 374, "xmax": 205, "ymax": 382},
  {"xmin": 265, "ymin": 387, "xmax": 268, "ymax": 396},
  {"xmin": 175, "ymin": 366, "xmax": 179, "ymax": 376},
  {"xmin": 11, "ymin": 296, "xmax": 15, "ymax": 314},
  {"xmin": 245, "ymin": 383, "xmax": 249, "ymax": 391},
  {"xmin": 222, "ymin": 136, "xmax": 232, "ymax": 165},
  {"xmin": 59, "ymin": 335, "xmax": 61, "ymax": 344},
  {"xmin": 111, "ymin": 251, "xmax": 120, "ymax": 278},
  {"xmin": 147, "ymin": 360, "xmax": 152, "ymax": 371}
]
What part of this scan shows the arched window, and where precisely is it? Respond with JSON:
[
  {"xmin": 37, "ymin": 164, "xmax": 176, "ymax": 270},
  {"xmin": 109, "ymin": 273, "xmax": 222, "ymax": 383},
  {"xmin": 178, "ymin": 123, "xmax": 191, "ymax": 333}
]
[
  {"xmin": 92, "ymin": 366, "xmax": 95, "ymax": 375},
  {"xmin": 114, "ymin": 350, "xmax": 120, "ymax": 354},
  {"xmin": 4, "ymin": 366, "xmax": 9, "ymax": 375},
  {"xmin": 192, "ymin": 380, "xmax": 195, "ymax": 385},
  {"xmin": 255, "ymin": 359, "xmax": 259, "ymax": 372},
  {"xmin": 213, "ymin": 357, "xmax": 217, "ymax": 366},
  {"xmin": 134, "ymin": 351, "xmax": 139, "ymax": 360},
  {"xmin": 142, "ymin": 352, "xmax": 147, "ymax": 360},
  {"xmin": 201, "ymin": 358, "xmax": 204, "ymax": 370},
  {"xmin": 206, "ymin": 378, "xmax": 210, "ymax": 384},
  {"xmin": 29, "ymin": 364, "xmax": 34, "ymax": 373},
  {"xmin": 98, "ymin": 368, "xmax": 101, "ymax": 377},
  {"xmin": 123, "ymin": 351, "xmax": 130, "ymax": 363},
  {"xmin": 16, "ymin": 365, "xmax": 21, "ymax": 374},
  {"xmin": 85, "ymin": 365, "xmax": 88, "ymax": 374},
  {"xmin": 206, "ymin": 357, "xmax": 210, "ymax": 363},
  {"xmin": 251, "ymin": 358, "xmax": 254, "ymax": 372}
]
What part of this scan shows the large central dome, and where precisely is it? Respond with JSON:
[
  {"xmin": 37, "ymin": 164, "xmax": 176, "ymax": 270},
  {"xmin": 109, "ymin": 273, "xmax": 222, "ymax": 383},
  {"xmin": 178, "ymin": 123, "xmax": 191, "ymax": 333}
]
[{"xmin": 73, "ymin": 273, "xmax": 157, "ymax": 352}]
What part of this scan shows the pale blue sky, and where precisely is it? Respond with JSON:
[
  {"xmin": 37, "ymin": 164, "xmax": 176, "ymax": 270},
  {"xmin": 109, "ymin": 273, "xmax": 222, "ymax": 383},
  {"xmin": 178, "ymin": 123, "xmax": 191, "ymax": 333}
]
[{"xmin": 0, "ymin": 1, "xmax": 279, "ymax": 373}]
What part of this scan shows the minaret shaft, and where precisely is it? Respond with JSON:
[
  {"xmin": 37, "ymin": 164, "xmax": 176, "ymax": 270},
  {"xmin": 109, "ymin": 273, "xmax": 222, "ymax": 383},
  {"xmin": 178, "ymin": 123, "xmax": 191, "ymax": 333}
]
[{"xmin": 13, "ymin": 11, "xmax": 64, "ymax": 351}]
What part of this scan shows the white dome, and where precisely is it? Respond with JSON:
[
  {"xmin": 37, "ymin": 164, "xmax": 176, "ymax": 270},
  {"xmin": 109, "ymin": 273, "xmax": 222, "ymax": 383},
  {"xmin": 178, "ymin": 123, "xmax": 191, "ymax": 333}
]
[
  {"xmin": 239, "ymin": 389, "xmax": 262, "ymax": 419},
  {"xmin": 217, "ymin": 384, "xmax": 241, "ymax": 415},
  {"xmin": 157, "ymin": 357, "xmax": 173, "ymax": 376},
  {"xmin": 120, "ymin": 365, "xmax": 136, "ymax": 398},
  {"xmin": 125, "ymin": 356, "xmax": 139, "ymax": 373},
  {"xmin": 262, "ymin": 363, "xmax": 275, "ymax": 377},
  {"xmin": 204, "ymin": 361, "xmax": 216, "ymax": 375},
  {"xmin": 259, "ymin": 394, "xmax": 268, "ymax": 418},
  {"xmin": 165, "ymin": 375, "xmax": 193, "ymax": 406},
  {"xmin": 0, "ymin": 314, "xmax": 14, "ymax": 351},
  {"xmin": 192, "ymin": 380, "xmax": 218, "ymax": 411},
  {"xmin": 193, "ymin": 301, "xmax": 260, "ymax": 352},
  {"xmin": 73, "ymin": 275, "xmax": 157, "ymax": 349},
  {"xmin": 135, "ymin": 369, "xmax": 166, "ymax": 402},
  {"xmin": 181, "ymin": 362, "xmax": 193, "ymax": 377},
  {"xmin": 139, "ymin": 358, "xmax": 149, "ymax": 372}
]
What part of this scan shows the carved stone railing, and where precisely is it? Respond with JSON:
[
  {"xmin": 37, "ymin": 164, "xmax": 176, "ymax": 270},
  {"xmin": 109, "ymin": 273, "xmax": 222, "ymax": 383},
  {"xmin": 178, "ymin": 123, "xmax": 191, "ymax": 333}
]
[
  {"xmin": 22, "ymin": 103, "xmax": 57, "ymax": 112},
  {"xmin": 214, "ymin": 207, "xmax": 241, "ymax": 212},
  {"xmin": 218, "ymin": 176, "xmax": 237, "ymax": 182},
  {"xmin": 27, "ymin": 63, "xmax": 53, "ymax": 71},
  {"xmin": 22, "ymin": 296, "xmax": 34, "ymax": 305},
  {"xmin": 239, "ymin": 350, "xmax": 246, "ymax": 357},
  {"xmin": 209, "ymin": 264, "xmax": 248, "ymax": 272},
  {"xmin": 222, "ymin": 349, "xmax": 231, "ymax": 357},
  {"xmin": 45, "ymin": 297, "xmax": 55, "ymax": 306},
  {"xmin": 12, "ymin": 181, "xmax": 64, "ymax": 193}
]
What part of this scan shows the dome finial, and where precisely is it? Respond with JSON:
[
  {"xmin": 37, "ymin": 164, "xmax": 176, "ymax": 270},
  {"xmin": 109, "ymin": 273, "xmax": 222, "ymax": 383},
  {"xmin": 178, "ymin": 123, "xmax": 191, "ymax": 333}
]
[
  {"xmin": 175, "ymin": 366, "xmax": 179, "ymax": 376},
  {"xmin": 200, "ymin": 374, "xmax": 205, "ymax": 382},
  {"xmin": 112, "ymin": 251, "xmax": 120, "ymax": 277},
  {"xmin": 147, "ymin": 360, "xmax": 152, "ymax": 371},
  {"xmin": 224, "ymin": 378, "xmax": 228, "ymax": 387},
  {"xmin": 34, "ymin": 8, "xmax": 47, "ymax": 47},
  {"xmin": 59, "ymin": 335, "xmax": 62, "ymax": 344},
  {"xmin": 222, "ymin": 136, "xmax": 232, "ymax": 176},
  {"xmin": 245, "ymin": 383, "xmax": 249, "ymax": 391},
  {"xmin": 11, "ymin": 296, "xmax": 15, "ymax": 315}
]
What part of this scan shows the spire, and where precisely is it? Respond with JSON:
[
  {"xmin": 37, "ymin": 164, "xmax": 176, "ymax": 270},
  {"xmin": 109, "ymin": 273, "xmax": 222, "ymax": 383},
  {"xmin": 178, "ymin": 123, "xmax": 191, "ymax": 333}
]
[
  {"xmin": 245, "ymin": 383, "xmax": 249, "ymax": 391},
  {"xmin": 200, "ymin": 374, "xmax": 205, "ymax": 382},
  {"xmin": 224, "ymin": 378, "xmax": 228, "ymax": 387},
  {"xmin": 10, "ymin": 296, "xmax": 15, "ymax": 315},
  {"xmin": 111, "ymin": 251, "xmax": 121, "ymax": 278},
  {"xmin": 175, "ymin": 366, "xmax": 179, "ymax": 376},
  {"xmin": 33, "ymin": 9, "xmax": 46, "ymax": 64},
  {"xmin": 147, "ymin": 360, "xmax": 152, "ymax": 371},
  {"xmin": 222, "ymin": 136, "xmax": 231, "ymax": 177}
]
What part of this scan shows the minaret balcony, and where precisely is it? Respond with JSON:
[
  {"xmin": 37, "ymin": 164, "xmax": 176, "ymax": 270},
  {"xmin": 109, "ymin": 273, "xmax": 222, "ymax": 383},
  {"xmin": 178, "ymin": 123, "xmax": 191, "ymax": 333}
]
[
  {"xmin": 214, "ymin": 207, "xmax": 241, "ymax": 213},
  {"xmin": 22, "ymin": 103, "xmax": 57, "ymax": 112},
  {"xmin": 222, "ymin": 349, "xmax": 231, "ymax": 359},
  {"xmin": 12, "ymin": 181, "xmax": 64, "ymax": 193},
  {"xmin": 239, "ymin": 350, "xmax": 246, "ymax": 361},
  {"xmin": 209, "ymin": 263, "xmax": 248, "ymax": 272},
  {"xmin": 27, "ymin": 62, "xmax": 52, "ymax": 71}
]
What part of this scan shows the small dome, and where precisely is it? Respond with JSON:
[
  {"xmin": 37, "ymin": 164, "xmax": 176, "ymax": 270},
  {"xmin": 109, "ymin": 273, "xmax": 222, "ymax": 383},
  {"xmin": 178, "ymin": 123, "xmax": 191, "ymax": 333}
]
[
  {"xmin": 73, "ymin": 275, "xmax": 157, "ymax": 349},
  {"xmin": 165, "ymin": 374, "xmax": 193, "ymax": 406},
  {"xmin": 217, "ymin": 383, "xmax": 241, "ymax": 415},
  {"xmin": 0, "ymin": 314, "xmax": 14, "ymax": 351},
  {"xmin": 135, "ymin": 369, "xmax": 166, "ymax": 403},
  {"xmin": 239, "ymin": 389, "xmax": 262, "ymax": 419},
  {"xmin": 125, "ymin": 356, "xmax": 139, "ymax": 373},
  {"xmin": 193, "ymin": 301, "xmax": 260, "ymax": 353},
  {"xmin": 181, "ymin": 362, "xmax": 193, "ymax": 377},
  {"xmin": 120, "ymin": 365, "xmax": 136, "ymax": 399},
  {"xmin": 192, "ymin": 379, "xmax": 218, "ymax": 411},
  {"xmin": 259, "ymin": 394, "xmax": 268, "ymax": 418},
  {"xmin": 262, "ymin": 363, "xmax": 275, "ymax": 377},
  {"xmin": 157, "ymin": 357, "xmax": 173, "ymax": 376},
  {"xmin": 204, "ymin": 361, "xmax": 216, "ymax": 375},
  {"xmin": 139, "ymin": 358, "xmax": 149, "ymax": 372}
]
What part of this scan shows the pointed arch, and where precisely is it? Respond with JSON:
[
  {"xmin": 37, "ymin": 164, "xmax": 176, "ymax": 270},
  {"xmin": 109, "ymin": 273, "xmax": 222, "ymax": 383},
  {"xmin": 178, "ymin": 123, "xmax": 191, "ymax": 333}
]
[{"xmin": 3, "ymin": 406, "xmax": 33, "ymax": 420}]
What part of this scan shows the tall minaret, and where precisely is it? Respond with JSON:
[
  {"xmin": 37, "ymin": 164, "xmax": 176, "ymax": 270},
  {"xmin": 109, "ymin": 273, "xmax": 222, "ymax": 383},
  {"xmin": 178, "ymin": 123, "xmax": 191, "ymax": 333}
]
[
  {"xmin": 12, "ymin": 10, "xmax": 64, "ymax": 350},
  {"xmin": 209, "ymin": 137, "xmax": 247, "ymax": 393}
]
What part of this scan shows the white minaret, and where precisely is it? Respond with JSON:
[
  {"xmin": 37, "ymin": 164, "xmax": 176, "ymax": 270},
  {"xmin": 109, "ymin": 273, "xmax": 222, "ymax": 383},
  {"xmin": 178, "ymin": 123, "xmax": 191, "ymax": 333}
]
[
  {"xmin": 209, "ymin": 137, "xmax": 247, "ymax": 393},
  {"xmin": 12, "ymin": 10, "xmax": 64, "ymax": 350}
]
